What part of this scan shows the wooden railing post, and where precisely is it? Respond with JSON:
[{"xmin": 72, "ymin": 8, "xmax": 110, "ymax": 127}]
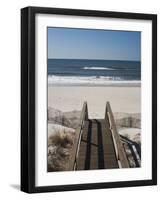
[
  {"xmin": 69, "ymin": 101, "xmax": 88, "ymax": 170},
  {"xmin": 105, "ymin": 102, "xmax": 130, "ymax": 168},
  {"xmin": 105, "ymin": 102, "xmax": 108, "ymax": 120}
]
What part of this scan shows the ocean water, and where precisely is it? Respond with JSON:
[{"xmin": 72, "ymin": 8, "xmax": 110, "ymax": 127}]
[{"xmin": 48, "ymin": 59, "xmax": 141, "ymax": 86}]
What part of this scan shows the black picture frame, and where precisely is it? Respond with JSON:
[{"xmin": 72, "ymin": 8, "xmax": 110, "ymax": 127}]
[{"xmin": 21, "ymin": 6, "xmax": 157, "ymax": 193}]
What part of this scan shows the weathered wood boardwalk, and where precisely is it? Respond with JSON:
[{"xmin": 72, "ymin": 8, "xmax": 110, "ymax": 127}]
[
  {"xmin": 76, "ymin": 119, "xmax": 119, "ymax": 170},
  {"xmin": 70, "ymin": 102, "xmax": 130, "ymax": 171}
]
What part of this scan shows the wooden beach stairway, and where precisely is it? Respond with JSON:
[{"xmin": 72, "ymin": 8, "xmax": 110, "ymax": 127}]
[{"xmin": 69, "ymin": 102, "xmax": 130, "ymax": 170}]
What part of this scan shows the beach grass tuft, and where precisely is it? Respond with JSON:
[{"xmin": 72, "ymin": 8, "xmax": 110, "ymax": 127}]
[{"xmin": 48, "ymin": 130, "xmax": 74, "ymax": 171}]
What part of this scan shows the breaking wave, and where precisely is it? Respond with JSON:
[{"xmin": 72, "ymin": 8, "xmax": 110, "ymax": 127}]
[
  {"xmin": 83, "ymin": 66, "xmax": 115, "ymax": 70},
  {"xmin": 48, "ymin": 75, "xmax": 141, "ymax": 86}
]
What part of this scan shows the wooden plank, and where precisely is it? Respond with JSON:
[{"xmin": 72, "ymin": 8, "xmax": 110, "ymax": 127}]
[
  {"xmin": 90, "ymin": 120, "xmax": 98, "ymax": 169},
  {"xmin": 99, "ymin": 119, "xmax": 118, "ymax": 169}
]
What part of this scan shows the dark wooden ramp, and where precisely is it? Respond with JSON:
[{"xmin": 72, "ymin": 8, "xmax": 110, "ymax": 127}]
[{"xmin": 76, "ymin": 119, "xmax": 119, "ymax": 170}]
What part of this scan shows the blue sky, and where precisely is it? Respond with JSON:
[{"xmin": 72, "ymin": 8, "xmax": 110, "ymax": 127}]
[{"xmin": 48, "ymin": 27, "xmax": 141, "ymax": 61}]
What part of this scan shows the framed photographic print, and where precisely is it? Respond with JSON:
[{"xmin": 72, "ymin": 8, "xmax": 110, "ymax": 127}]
[{"xmin": 21, "ymin": 6, "xmax": 157, "ymax": 193}]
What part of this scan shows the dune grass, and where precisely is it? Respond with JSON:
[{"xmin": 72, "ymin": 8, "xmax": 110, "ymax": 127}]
[{"xmin": 48, "ymin": 130, "xmax": 75, "ymax": 172}]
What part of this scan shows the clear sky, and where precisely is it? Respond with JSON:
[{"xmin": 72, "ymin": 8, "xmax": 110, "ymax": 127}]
[{"xmin": 48, "ymin": 27, "xmax": 141, "ymax": 61}]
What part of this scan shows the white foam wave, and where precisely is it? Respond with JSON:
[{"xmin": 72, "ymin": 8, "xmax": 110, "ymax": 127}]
[
  {"xmin": 48, "ymin": 75, "xmax": 141, "ymax": 86},
  {"xmin": 83, "ymin": 66, "xmax": 115, "ymax": 70}
]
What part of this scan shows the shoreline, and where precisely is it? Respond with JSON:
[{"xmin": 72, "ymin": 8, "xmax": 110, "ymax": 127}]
[{"xmin": 48, "ymin": 76, "xmax": 141, "ymax": 87}]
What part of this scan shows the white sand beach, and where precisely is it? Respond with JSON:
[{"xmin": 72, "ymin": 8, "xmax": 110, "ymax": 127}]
[
  {"xmin": 48, "ymin": 86, "xmax": 141, "ymax": 170},
  {"xmin": 48, "ymin": 86, "xmax": 141, "ymax": 119}
]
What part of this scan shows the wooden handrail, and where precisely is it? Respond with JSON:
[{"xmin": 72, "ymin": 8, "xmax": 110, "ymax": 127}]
[
  {"xmin": 105, "ymin": 102, "xmax": 130, "ymax": 168},
  {"xmin": 69, "ymin": 101, "xmax": 88, "ymax": 170}
]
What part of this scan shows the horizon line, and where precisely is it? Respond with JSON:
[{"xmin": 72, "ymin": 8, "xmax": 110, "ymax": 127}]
[{"xmin": 48, "ymin": 58, "xmax": 141, "ymax": 62}]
